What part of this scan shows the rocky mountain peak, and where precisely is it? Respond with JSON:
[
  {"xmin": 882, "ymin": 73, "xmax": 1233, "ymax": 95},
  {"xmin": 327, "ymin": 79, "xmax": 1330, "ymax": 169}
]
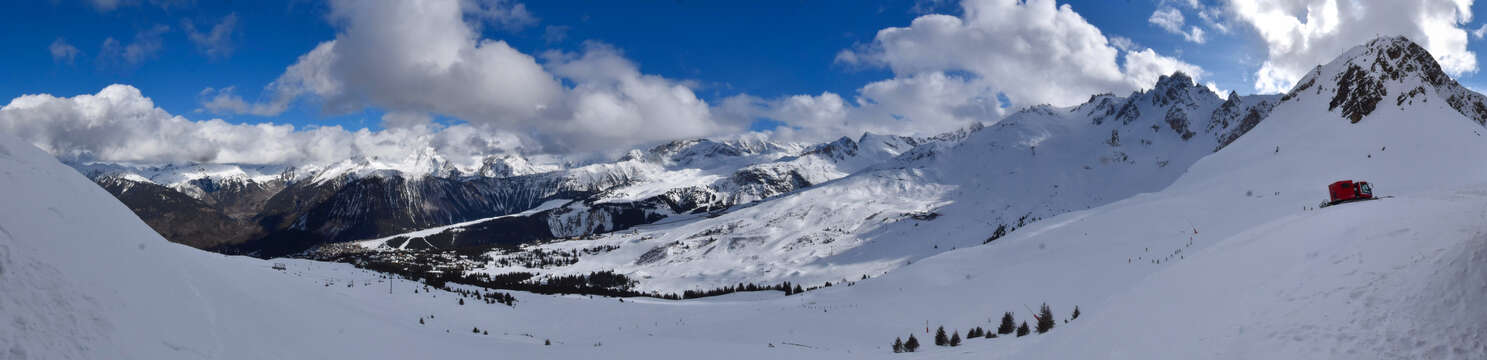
[{"xmin": 1283, "ymin": 36, "xmax": 1487, "ymax": 125}]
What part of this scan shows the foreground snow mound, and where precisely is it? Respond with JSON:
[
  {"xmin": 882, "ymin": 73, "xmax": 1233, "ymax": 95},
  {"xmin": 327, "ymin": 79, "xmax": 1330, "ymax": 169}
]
[
  {"xmin": 0, "ymin": 133, "xmax": 556, "ymax": 359},
  {"xmin": 1025, "ymin": 192, "xmax": 1487, "ymax": 359}
]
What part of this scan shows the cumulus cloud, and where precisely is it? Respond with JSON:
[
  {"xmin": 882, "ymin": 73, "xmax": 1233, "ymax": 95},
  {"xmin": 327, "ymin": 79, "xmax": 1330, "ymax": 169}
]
[
  {"xmin": 836, "ymin": 0, "xmax": 1202, "ymax": 108},
  {"xmin": 1, "ymin": 84, "xmax": 526, "ymax": 168},
  {"xmin": 1149, "ymin": 6, "xmax": 1207, "ymax": 43},
  {"xmin": 197, "ymin": 86, "xmax": 286, "ymax": 116},
  {"xmin": 49, "ymin": 38, "xmax": 80, "ymax": 64},
  {"xmin": 764, "ymin": 0, "xmax": 1202, "ymax": 142},
  {"xmin": 1229, "ymin": 0, "xmax": 1479, "ymax": 93},
  {"xmin": 217, "ymin": 0, "xmax": 739, "ymax": 153},
  {"xmin": 183, "ymin": 13, "xmax": 238, "ymax": 59},
  {"xmin": 1473, "ymin": 23, "xmax": 1487, "ymax": 39},
  {"xmin": 97, "ymin": 24, "xmax": 170, "ymax": 68},
  {"xmin": 786, "ymin": 72, "xmax": 1002, "ymax": 141}
]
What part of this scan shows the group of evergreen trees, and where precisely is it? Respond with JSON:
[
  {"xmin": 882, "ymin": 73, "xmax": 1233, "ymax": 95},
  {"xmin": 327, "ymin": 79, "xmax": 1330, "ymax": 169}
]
[
  {"xmin": 347, "ymin": 248, "xmax": 866, "ymax": 301},
  {"xmin": 982, "ymin": 214, "xmax": 1044, "ymax": 244},
  {"xmin": 967, "ymin": 326, "xmax": 991, "ymax": 338},
  {"xmin": 1036, "ymin": 303, "xmax": 1056, "ymax": 334},
  {"xmin": 889, "ymin": 303, "xmax": 1081, "ymax": 353},
  {"xmin": 448, "ymin": 286, "xmax": 517, "ymax": 307},
  {"xmin": 891, "ymin": 335, "xmax": 920, "ymax": 353}
]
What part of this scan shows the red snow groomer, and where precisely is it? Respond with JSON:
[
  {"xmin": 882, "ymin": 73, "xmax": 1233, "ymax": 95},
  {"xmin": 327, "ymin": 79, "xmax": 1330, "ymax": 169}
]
[{"xmin": 1321, "ymin": 180, "xmax": 1374, "ymax": 207}]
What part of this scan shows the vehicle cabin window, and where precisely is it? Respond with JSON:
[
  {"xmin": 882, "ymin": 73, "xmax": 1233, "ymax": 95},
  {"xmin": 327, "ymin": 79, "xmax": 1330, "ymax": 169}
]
[{"xmin": 1359, "ymin": 183, "xmax": 1372, "ymax": 194}]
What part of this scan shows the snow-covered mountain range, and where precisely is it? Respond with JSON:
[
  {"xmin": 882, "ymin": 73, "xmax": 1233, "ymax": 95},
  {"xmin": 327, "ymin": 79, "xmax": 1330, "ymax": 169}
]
[
  {"xmin": 5, "ymin": 36, "xmax": 1487, "ymax": 359},
  {"xmin": 346, "ymin": 70, "xmax": 1284, "ymax": 293},
  {"xmin": 68, "ymin": 124, "xmax": 946, "ymax": 255}
]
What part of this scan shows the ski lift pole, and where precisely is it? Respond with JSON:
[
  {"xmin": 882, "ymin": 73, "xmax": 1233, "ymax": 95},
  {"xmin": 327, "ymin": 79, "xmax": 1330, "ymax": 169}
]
[{"xmin": 1024, "ymin": 304, "xmax": 1041, "ymax": 322}]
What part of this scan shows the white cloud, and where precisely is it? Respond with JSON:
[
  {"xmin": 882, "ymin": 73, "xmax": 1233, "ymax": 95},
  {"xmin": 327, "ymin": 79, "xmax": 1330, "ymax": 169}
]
[
  {"xmin": 0, "ymin": 84, "xmax": 525, "ymax": 168},
  {"xmin": 97, "ymin": 24, "xmax": 170, "ymax": 68},
  {"xmin": 49, "ymin": 38, "xmax": 80, "ymax": 64},
  {"xmin": 1150, "ymin": 7, "xmax": 1186, "ymax": 33},
  {"xmin": 1229, "ymin": 0, "xmax": 1478, "ymax": 93},
  {"xmin": 462, "ymin": 0, "xmax": 537, "ymax": 31},
  {"xmin": 837, "ymin": 0, "xmax": 1202, "ymax": 108},
  {"xmin": 219, "ymin": 0, "xmax": 739, "ymax": 153},
  {"xmin": 1109, "ymin": 35, "xmax": 1140, "ymax": 52},
  {"xmin": 1123, "ymin": 48, "xmax": 1206, "ymax": 90},
  {"xmin": 1206, "ymin": 81, "xmax": 1230, "ymax": 99},
  {"xmin": 197, "ymin": 86, "xmax": 286, "ymax": 116},
  {"xmin": 1473, "ymin": 24, "xmax": 1487, "ymax": 39},
  {"xmin": 762, "ymin": 0, "xmax": 1202, "ymax": 142},
  {"xmin": 733, "ymin": 72, "xmax": 1003, "ymax": 142},
  {"xmin": 183, "ymin": 13, "xmax": 238, "ymax": 59},
  {"xmin": 1149, "ymin": 6, "xmax": 1207, "ymax": 43}
]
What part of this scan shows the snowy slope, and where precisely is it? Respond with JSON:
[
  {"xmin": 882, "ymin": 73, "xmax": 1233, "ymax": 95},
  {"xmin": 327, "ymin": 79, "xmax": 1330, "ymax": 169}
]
[{"xmin": 0, "ymin": 130, "xmax": 819, "ymax": 359}]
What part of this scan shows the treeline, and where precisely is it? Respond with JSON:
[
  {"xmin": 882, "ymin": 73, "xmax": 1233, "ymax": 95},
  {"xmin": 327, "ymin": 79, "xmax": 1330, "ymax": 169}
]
[
  {"xmin": 355, "ymin": 256, "xmax": 847, "ymax": 300},
  {"xmin": 342, "ymin": 247, "xmax": 866, "ymax": 300},
  {"xmin": 982, "ymin": 213, "xmax": 1042, "ymax": 244},
  {"xmin": 486, "ymin": 245, "xmax": 621, "ymax": 269},
  {"xmin": 891, "ymin": 303, "xmax": 1080, "ymax": 353}
]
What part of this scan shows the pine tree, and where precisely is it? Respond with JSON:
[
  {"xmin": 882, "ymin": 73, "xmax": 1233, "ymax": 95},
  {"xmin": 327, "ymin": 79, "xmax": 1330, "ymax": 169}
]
[
  {"xmin": 1071, "ymin": 305, "xmax": 1081, "ymax": 320},
  {"xmin": 950, "ymin": 331, "xmax": 962, "ymax": 346},
  {"xmin": 934, "ymin": 326, "xmax": 948, "ymax": 346},
  {"xmin": 998, "ymin": 312, "xmax": 1016, "ymax": 334},
  {"xmin": 905, "ymin": 335, "xmax": 920, "ymax": 352},
  {"xmin": 418, "ymin": 317, "xmax": 424, "ymax": 325},
  {"xmin": 472, "ymin": 327, "xmax": 479, "ymax": 333},
  {"xmin": 545, "ymin": 339, "xmax": 551, "ymax": 346},
  {"xmin": 1016, "ymin": 322, "xmax": 1030, "ymax": 337},
  {"xmin": 1037, "ymin": 303, "xmax": 1055, "ymax": 334},
  {"xmin": 892, "ymin": 337, "xmax": 904, "ymax": 353},
  {"xmin": 793, "ymin": 284, "xmax": 804, "ymax": 294},
  {"xmin": 459, "ymin": 298, "xmax": 464, "ymax": 305}
]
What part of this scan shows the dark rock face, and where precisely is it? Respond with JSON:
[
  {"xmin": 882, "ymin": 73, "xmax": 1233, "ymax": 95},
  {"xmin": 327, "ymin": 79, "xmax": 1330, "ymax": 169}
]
[
  {"xmin": 1303, "ymin": 37, "xmax": 1487, "ymax": 125},
  {"xmin": 1149, "ymin": 72, "xmax": 1197, "ymax": 108},
  {"xmin": 1083, "ymin": 94, "xmax": 1120, "ymax": 125},
  {"xmin": 95, "ymin": 177, "xmax": 262, "ymax": 249},
  {"xmin": 729, "ymin": 167, "xmax": 812, "ymax": 203},
  {"xmin": 1216, "ymin": 103, "xmax": 1275, "ymax": 151},
  {"xmin": 1115, "ymin": 101, "xmax": 1142, "ymax": 125},
  {"xmin": 1164, "ymin": 107, "xmax": 1196, "ymax": 140},
  {"xmin": 1329, "ymin": 64, "xmax": 1386, "ymax": 123},
  {"xmin": 223, "ymin": 174, "xmax": 586, "ymax": 256}
]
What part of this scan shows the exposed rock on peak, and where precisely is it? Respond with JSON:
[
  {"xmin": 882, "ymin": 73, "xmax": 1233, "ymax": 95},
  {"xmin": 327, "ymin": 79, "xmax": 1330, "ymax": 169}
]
[{"xmin": 1285, "ymin": 36, "xmax": 1487, "ymax": 125}]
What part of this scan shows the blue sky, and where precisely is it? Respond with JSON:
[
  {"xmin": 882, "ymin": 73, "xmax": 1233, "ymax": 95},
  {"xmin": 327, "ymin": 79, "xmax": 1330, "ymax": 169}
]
[
  {"xmin": 4, "ymin": 0, "xmax": 1487, "ymax": 164},
  {"xmin": 1, "ymin": 1, "xmax": 1249, "ymax": 128}
]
